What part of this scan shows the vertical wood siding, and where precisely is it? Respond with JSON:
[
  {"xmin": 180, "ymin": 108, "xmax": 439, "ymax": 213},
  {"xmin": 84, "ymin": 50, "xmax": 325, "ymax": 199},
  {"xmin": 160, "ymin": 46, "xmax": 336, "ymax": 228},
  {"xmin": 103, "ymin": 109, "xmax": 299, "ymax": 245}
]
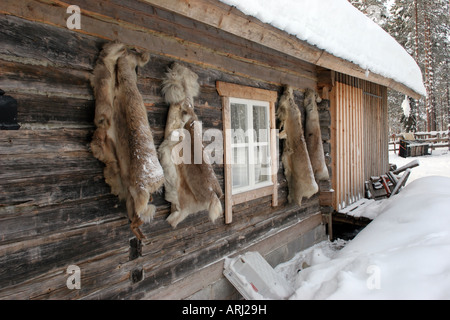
[
  {"xmin": 362, "ymin": 81, "xmax": 389, "ymax": 180},
  {"xmin": 331, "ymin": 73, "xmax": 388, "ymax": 211}
]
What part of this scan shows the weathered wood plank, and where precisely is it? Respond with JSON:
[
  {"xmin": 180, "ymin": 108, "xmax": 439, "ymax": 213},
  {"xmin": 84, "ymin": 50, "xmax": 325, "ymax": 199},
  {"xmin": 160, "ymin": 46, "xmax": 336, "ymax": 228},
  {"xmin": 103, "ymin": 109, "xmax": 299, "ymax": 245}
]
[
  {"xmin": 0, "ymin": 59, "xmax": 92, "ymax": 98},
  {"xmin": 139, "ymin": 201, "xmax": 319, "ymax": 299},
  {"xmin": 142, "ymin": 194, "xmax": 316, "ymax": 269},
  {"xmin": 67, "ymin": 0, "xmax": 317, "ymax": 82},
  {"xmin": 1, "ymin": 9, "xmax": 289, "ymax": 96},
  {"xmin": 146, "ymin": 0, "xmax": 422, "ymax": 98},
  {"xmin": 144, "ymin": 212, "xmax": 323, "ymax": 299},
  {"xmin": 0, "ymin": 129, "xmax": 92, "ymax": 155},
  {"xmin": 0, "ymin": 246, "xmax": 131, "ymax": 300},
  {"xmin": 0, "ymin": 218, "xmax": 130, "ymax": 289},
  {"xmin": 0, "ymin": 171, "xmax": 110, "ymax": 207},
  {"xmin": 0, "ymin": 151, "xmax": 100, "ymax": 180},
  {"xmin": 14, "ymin": 94, "xmax": 95, "ymax": 125},
  {"xmin": 1, "ymin": 0, "xmax": 316, "ymax": 90},
  {"xmin": 216, "ymin": 81, "xmax": 278, "ymax": 102},
  {"xmin": 0, "ymin": 14, "xmax": 100, "ymax": 71},
  {"xmin": 0, "ymin": 195, "xmax": 125, "ymax": 243},
  {"xmin": 145, "ymin": 0, "xmax": 323, "ymax": 67},
  {"xmin": 0, "ymin": 189, "xmax": 318, "ymax": 299},
  {"xmin": 85, "ymin": 198, "xmax": 320, "ymax": 299}
]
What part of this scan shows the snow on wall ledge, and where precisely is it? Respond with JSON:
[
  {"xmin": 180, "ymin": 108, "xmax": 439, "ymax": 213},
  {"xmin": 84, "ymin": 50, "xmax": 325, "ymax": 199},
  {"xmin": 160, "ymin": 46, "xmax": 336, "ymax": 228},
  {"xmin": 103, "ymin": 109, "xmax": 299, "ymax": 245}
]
[{"xmin": 219, "ymin": 0, "xmax": 426, "ymax": 97}]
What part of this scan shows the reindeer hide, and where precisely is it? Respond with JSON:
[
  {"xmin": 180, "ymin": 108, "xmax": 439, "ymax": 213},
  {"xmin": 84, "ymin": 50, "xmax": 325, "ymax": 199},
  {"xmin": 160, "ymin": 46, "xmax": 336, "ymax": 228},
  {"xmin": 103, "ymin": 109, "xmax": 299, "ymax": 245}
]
[
  {"xmin": 304, "ymin": 88, "xmax": 329, "ymax": 181},
  {"xmin": 90, "ymin": 41, "xmax": 164, "ymax": 239},
  {"xmin": 277, "ymin": 86, "xmax": 318, "ymax": 206},
  {"xmin": 158, "ymin": 63, "xmax": 223, "ymax": 228}
]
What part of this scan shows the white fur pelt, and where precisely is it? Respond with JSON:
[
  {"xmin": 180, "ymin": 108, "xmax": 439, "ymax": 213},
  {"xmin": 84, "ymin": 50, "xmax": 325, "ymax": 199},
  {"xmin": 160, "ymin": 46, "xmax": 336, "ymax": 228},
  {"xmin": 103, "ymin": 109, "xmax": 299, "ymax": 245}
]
[
  {"xmin": 304, "ymin": 88, "xmax": 329, "ymax": 181},
  {"xmin": 158, "ymin": 63, "xmax": 223, "ymax": 228},
  {"xmin": 277, "ymin": 86, "xmax": 318, "ymax": 206},
  {"xmin": 90, "ymin": 41, "xmax": 164, "ymax": 240}
]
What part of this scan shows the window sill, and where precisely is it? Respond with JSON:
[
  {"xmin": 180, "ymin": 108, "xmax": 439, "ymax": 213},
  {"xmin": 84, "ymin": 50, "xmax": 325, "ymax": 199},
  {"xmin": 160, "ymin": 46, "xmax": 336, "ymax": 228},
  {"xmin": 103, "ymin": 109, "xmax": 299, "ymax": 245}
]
[{"xmin": 232, "ymin": 184, "xmax": 275, "ymax": 206}]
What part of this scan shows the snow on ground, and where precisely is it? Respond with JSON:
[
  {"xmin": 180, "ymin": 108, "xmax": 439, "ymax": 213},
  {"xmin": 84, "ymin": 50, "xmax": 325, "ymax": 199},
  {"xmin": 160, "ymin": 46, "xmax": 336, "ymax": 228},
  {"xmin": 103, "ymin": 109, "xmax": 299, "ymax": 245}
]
[
  {"xmin": 389, "ymin": 148, "xmax": 450, "ymax": 184},
  {"xmin": 275, "ymin": 150, "xmax": 450, "ymax": 299},
  {"xmin": 219, "ymin": 0, "xmax": 426, "ymax": 96}
]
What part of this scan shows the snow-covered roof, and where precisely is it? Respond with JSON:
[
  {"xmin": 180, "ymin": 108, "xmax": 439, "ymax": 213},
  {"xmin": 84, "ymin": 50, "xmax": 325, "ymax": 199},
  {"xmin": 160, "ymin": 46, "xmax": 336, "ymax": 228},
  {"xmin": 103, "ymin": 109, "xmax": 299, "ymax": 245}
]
[{"xmin": 219, "ymin": 0, "xmax": 426, "ymax": 97}]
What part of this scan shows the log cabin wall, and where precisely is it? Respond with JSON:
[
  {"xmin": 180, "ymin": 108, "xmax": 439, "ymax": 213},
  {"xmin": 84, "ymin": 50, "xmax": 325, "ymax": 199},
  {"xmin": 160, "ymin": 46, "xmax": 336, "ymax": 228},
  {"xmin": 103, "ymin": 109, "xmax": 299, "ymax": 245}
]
[
  {"xmin": 0, "ymin": 0, "xmax": 328, "ymax": 299},
  {"xmin": 331, "ymin": 72, "xmax": 388, "ymax": 211}
]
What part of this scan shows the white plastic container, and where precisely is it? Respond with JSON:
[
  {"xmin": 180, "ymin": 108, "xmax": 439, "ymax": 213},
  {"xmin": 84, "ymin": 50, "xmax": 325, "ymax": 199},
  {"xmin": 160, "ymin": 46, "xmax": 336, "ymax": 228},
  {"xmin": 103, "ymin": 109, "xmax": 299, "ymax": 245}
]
[{"xmin": 223, "ymin": 251, "xmax": 294, "ymax": 300}]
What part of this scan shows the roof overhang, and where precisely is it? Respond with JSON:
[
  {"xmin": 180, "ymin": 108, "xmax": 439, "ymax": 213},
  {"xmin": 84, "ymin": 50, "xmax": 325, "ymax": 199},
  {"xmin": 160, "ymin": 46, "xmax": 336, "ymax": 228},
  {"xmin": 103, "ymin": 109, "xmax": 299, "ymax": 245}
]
[{"xmin": 145, "ymin": 0, "xmax": 423, "ymax": 100}]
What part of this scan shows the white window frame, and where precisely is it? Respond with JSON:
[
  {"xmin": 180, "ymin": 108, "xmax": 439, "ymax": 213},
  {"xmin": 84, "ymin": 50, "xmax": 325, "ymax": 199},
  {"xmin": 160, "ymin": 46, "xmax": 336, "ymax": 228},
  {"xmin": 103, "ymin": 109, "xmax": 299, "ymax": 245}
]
[
  {"xmin": 229, "ymin": 97, "xmax": 273, "ymax": 195},
  {"xmin": 217, "ymin": 81, "xmax": 278, "ymax": 224}
]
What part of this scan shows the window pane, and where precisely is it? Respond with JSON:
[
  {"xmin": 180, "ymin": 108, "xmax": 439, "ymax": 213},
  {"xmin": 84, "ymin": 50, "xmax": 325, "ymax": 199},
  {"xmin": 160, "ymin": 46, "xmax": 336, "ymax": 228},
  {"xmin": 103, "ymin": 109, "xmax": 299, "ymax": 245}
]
[
  {"xmin": 253, "ymin": 105, "xmax": 268, "ymax": 142},
  {"xmin": 231, "ymin": 103, "xmax": 248, "ymax": 143},
  {"xmin": 254, "ymin": 145, "xmax": 271, "ymax": 184},
  {"xmin": 229, "ymin": 99, "xmax": 272, "ymax": 192},
  {"xmin": 232, "ymin": 146, "xmax": 249, "ymax": 188}
]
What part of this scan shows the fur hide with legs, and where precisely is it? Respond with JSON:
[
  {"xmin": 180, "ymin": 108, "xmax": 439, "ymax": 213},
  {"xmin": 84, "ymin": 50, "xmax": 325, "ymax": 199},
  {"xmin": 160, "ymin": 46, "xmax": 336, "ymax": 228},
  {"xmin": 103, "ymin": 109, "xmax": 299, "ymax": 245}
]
[
  {"xmin": 277, "ymin": 86, "xmax": 318, "ymax": 206},
  {"xmin": 158, "ymin": 63, "xmax": 223, "ymax": 228},
  {"xmin": 304, "ymin": 88, "xmax": 329, "ymax": 181},
  {"xmin": 90, "ymin": 41, "xmax": 164, "ymax": 240}
]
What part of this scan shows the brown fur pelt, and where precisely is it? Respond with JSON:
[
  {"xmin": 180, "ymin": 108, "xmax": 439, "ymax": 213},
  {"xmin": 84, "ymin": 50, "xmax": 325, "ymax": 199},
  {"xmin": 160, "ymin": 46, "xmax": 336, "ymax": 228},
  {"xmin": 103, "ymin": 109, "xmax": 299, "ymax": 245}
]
[
  {"xmin": 304, "ymin": 88, "xmax": 329, "ymax": 181},
  {"xmin": 158, "ymin": 63, "xmax": 223, "ymax": 228},
  {"xmin": 277, "ymin": 86, "xmax": 318, "ymax": 206},
  {"xmin": 90, "ymin": 41, "xmax": 164, "ymax": 240}
]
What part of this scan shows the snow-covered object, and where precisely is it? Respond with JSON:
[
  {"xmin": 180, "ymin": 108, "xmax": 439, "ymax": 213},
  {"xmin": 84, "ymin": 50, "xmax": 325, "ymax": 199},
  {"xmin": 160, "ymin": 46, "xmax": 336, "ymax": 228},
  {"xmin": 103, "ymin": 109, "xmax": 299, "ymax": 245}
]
[
  {"xmin": 219, "ymin": 0, "xmax": 426, "ymax": 96},
  {"xmin": 402, "ymin": 95, "xmax": 411, "ymax": 117},
  {"xmin": 390, "ymin": 149, "xmax": 450, "ymax": 184}
]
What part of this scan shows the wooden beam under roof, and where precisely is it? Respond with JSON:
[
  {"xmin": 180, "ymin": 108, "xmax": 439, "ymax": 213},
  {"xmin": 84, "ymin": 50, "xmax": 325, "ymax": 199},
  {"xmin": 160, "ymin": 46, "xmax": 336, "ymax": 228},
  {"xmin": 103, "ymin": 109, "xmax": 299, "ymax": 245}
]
[{"xmin": 145, "ymin": 0, "xmax": 423, "ymax": 99}]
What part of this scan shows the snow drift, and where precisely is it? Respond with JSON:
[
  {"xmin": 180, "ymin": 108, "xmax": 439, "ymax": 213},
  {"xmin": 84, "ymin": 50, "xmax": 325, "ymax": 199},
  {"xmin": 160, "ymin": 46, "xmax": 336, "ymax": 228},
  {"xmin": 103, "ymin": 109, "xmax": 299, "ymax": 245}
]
[{"xmin": 275, "ymin": 176, "xmax": 450, "ymax": 299}]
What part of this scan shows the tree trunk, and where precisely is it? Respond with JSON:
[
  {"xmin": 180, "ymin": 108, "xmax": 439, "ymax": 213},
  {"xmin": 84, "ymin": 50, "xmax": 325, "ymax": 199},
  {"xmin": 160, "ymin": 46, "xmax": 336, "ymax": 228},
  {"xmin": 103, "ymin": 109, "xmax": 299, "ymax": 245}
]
[
  {"xmin": 413, "ymin": 0, "xmax": 421, "ymax": 132},
  {"xmin": 423, "ymin": 0, "xmax": 436, "ymax": 132},
  {"xmin": 414, "ymin": 0, "xmax": 419, "ymax": 61}
]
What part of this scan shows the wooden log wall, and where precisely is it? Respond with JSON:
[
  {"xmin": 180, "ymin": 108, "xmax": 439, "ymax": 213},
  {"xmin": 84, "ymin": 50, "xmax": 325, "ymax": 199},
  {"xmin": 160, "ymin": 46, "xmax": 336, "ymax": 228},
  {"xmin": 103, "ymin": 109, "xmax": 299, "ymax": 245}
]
[
  {"xmin": 0, "ymin": 0, "xmax": 325, "ymax": 299},
  {"xmin": 331, "ymin": 73, "xmax": 389, "ymax": 211}
]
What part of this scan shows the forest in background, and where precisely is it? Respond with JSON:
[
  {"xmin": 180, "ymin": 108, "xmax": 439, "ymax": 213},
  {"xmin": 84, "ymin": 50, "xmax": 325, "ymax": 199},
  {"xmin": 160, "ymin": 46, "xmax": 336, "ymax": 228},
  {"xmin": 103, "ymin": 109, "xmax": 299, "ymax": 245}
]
[{"xmin": 349, "ymin": 0, "xmax": 450, "ymax": 134}]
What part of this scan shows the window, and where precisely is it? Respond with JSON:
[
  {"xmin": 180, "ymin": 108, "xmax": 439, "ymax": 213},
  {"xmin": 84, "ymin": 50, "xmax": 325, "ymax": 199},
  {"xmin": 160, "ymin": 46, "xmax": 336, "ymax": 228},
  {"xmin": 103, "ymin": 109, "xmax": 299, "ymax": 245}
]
[
  {"xmin": 230, "ymin": 98, "xmax": 272, "ymax": 194},
  {"xmin": 217, "ymin": 82, "xmax": 278, "ymax": 224}
]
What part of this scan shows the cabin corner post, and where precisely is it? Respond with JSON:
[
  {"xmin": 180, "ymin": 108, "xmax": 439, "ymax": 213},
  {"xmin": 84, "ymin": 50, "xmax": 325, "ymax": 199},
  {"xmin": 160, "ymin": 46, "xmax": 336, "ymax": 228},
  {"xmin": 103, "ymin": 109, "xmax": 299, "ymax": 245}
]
[
  {"xmin": 269, "ymin": 101, "xmax": 278, "ymax": 207},
  {"xmin": 316, "ymin": 86, "xmax": 335, "ymax": 239},
  {"xmin": 221, "ymin": 96, "xmax": 233, "ymax": 224}
]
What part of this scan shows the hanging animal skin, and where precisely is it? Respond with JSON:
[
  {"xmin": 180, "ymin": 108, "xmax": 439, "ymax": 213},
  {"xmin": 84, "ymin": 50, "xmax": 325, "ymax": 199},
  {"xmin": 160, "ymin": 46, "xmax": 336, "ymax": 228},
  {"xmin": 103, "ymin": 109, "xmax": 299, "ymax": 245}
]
[
  {"xmin": 90, "ymin": 41, "xmax": 164, "ymax": 240},
  {"xmin": 304, "ymin": 88, "xmax": 329, "ymax": 181},
  {"xmin": 277, "ymin": 86, "xmax": 318, "ymax": 206},
  {"xmin": 158, "ymin": 62, "xmax": 223, "ymax": 228}
]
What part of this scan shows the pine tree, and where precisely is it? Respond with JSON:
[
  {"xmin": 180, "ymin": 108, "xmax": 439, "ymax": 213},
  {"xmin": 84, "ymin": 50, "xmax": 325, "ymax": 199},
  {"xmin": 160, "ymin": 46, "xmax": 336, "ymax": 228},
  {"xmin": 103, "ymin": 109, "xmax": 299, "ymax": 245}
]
[
  {"xmin": 423, "ymin": 0, "xmax": 437, "ymax": 131},
  {"xmin": 350, "ymin": 0, "xmax": 450, "ymax": 134},
  {"xmin": 429, "ymin": 0, "xmax": 450, "ymax": 132}
]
